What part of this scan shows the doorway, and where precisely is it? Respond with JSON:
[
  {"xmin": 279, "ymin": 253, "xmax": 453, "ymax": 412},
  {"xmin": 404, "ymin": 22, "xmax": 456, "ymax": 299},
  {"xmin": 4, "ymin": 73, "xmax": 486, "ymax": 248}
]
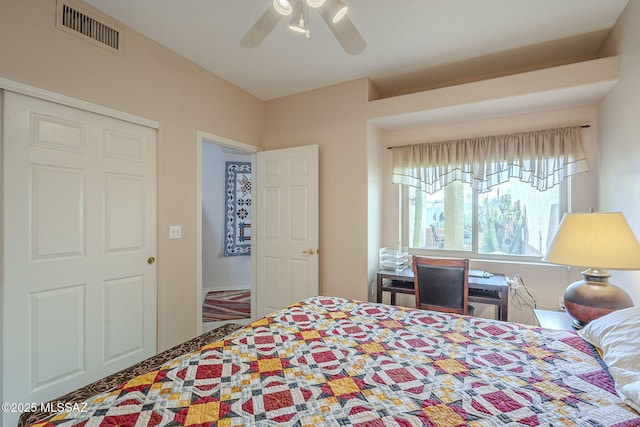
[
  {"xmin": 196, "ymin": 132, "xmax": 260, "ymax": 334},
  {"xmin": 196, "ymin": 133, "xmax": 320, "ymax": 334}
]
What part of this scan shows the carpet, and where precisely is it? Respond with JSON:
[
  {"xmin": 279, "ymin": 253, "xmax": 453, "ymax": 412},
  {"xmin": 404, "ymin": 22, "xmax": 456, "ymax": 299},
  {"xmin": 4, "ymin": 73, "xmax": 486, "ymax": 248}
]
[{"xmin": 203, "ymin": 289, "xmax": 251, "ymax": 321}]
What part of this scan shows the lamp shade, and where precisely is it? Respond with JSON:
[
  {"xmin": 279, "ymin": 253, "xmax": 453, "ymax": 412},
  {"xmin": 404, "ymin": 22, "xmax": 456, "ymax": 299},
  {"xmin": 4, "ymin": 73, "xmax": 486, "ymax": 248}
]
[
  {"xmin": 305, "ymin": 0, "xmax": 325, "ymax": 7},
  {"xmin": 273, "ymin": 0, "xmax": 293, "ymax": 15},
  {"xmin": 543, "ymin": 212, "xmax": 640, "ymax": 269},
  {"xmin": 332, "ymin": 3, "xmax": 348, "ymax": 23},
  {"xmin": 323, "ymin": 0, "xmax": 348, "ymax": 23},
  {"xmin": 543, "ymin": 211, "xmax": 639, "ymax": 328}
]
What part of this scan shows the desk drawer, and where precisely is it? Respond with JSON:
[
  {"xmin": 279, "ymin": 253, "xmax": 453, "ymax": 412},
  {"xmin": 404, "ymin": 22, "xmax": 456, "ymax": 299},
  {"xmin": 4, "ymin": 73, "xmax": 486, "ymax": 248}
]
[
  {"xmin": 468, "ymin": 289, "xmax": 501, "ymax": 302},
  {"xmin": 380, "ymin": 280, "xmax": 414, "ymax": 294}
]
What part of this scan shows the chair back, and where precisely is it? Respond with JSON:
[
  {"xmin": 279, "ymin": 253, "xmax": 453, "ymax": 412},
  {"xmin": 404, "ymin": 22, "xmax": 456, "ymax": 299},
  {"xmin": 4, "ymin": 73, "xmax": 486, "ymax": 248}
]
[{"xmin": 412, "ymin": 256, "xmax": 470, "ymax": 315}]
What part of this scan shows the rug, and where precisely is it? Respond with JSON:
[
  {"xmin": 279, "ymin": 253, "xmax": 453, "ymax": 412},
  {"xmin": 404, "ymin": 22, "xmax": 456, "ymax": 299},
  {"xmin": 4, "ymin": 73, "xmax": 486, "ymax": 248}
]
[
  {"xmin": 224, "ymin": 161, "xmax": 251, "ymax": 256},
  {"xmin": 203, "ymin": 289, "xmax": 251, "ymax": 321}
]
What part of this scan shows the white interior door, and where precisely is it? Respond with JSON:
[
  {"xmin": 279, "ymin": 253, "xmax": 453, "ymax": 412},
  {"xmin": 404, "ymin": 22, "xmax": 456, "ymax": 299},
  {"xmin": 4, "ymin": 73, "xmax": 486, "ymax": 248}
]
[
  {"xmin": 255, "ymin": 145, "xmax": 319, "ymax": 318},
  {"xmin": 2, "ymin": 92, "xmax": 157, "ymax": 427}
]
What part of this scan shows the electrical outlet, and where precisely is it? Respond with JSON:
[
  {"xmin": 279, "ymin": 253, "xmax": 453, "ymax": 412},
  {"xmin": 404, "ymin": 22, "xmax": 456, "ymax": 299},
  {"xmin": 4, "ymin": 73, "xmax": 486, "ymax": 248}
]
[
  {"xmin": 370, "ymin": 282, "xmax": 376, "ymax": 297},
  {"xmin": 558, "ymin": 296, "xmax": 565, "ymax": 310},
  {"xmin": 169, "ymin": 225, "xmax": 182, "ymax": 239}
]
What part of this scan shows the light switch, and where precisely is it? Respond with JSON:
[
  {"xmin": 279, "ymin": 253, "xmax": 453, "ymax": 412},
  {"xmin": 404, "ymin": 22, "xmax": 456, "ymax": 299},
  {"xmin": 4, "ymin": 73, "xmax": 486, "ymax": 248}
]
[{"xmin": 169, "ymin": 225, "xmax": 182, "ymax": 239}]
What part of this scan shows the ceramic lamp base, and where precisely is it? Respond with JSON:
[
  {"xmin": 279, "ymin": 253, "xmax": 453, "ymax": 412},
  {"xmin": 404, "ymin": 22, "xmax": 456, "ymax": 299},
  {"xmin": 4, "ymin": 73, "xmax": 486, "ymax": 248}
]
[{"xmin": 563, "ymin": 272, "xmax": 633, "ymax": 329}]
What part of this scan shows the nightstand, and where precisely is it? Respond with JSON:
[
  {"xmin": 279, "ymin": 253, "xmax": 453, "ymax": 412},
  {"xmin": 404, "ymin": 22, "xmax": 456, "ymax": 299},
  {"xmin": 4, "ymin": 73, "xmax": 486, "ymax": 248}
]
[{"xmin": 533, "ymin": 309, "xmax": 576, "ymax": 331}]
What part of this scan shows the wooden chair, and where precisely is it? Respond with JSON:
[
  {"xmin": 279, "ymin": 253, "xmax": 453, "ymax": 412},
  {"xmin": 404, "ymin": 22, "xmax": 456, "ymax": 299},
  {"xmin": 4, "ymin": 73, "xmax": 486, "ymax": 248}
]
[{"xmin": 412, "ymin": 256, "xmax": 474, "ymax": 315}]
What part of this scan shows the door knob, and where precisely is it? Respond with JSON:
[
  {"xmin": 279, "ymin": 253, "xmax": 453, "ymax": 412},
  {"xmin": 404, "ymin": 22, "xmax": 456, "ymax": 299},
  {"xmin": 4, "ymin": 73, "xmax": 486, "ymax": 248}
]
[
  {"xmin": 301, "ymin": 248, "xmax": 316, "ymax": 255},
  {"xmin": 147, "ymin": 256, "xmax": 156, "ymax": 265}
]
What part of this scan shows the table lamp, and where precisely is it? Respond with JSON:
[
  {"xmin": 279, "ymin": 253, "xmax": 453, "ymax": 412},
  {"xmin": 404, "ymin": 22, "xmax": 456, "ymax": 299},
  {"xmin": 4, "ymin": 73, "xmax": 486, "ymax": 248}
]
[{"xmin": 543, "ymin": 211, "xmax": 640, "ymax": 329}]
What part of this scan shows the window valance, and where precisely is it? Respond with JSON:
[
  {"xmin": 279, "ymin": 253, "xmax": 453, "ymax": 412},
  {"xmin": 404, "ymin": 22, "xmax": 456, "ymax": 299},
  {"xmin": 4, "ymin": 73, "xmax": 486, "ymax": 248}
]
[{"xmin": 391, "ymin": 125, "xmax": 588, "ymax": 194}]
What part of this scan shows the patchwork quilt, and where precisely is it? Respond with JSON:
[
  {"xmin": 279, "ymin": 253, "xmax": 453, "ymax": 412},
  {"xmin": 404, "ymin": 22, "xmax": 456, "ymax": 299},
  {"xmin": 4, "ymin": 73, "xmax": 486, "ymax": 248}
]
[{"xmin": 30, "ymin": 297, "xmax": 640, "ymax": 426}]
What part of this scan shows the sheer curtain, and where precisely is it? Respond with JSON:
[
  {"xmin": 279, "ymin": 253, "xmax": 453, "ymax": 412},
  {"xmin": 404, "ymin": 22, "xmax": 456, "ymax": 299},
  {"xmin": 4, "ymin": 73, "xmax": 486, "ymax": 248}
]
[{"xmin": 391, "ymin": 125, "xmax": 588, "ymax": 194}]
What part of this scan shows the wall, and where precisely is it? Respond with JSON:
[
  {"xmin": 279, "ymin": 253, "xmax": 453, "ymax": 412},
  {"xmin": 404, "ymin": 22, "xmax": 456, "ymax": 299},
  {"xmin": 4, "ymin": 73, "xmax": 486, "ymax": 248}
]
[
  {"xmin": 0, "ymin": 0, "xmax": 264, "ymax": 350},
  {"xmin": 366, "ymin": 122, "xmax": 384, "ymax": 301},
  {"xmin": 598, "ymin": 1, "xmax": 640, "ymax": 302},
  {"xmin": 0, "ymin": 90, "xmax": 3, "ymax": 415},
  {"xmin": 263, "ymin": 79, "xmax": 371, "ymax": 301},
  {"xmin": 202, "ymin": 143, "xmax": 252, "ymax": 292}
]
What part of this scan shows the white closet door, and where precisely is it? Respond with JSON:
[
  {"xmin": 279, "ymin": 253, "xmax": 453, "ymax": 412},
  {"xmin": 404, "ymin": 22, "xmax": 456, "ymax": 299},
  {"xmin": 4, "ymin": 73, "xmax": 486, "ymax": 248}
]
[{"xmin": 2, "ymin": 92, "xmax": 157, "ymax": 427}]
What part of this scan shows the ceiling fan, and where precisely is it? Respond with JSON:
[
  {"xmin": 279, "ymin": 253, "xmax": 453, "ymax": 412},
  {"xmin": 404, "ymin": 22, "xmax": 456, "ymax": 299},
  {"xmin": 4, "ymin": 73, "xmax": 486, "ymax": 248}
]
[{"xmin": 240, "ymin": 0, "xmax": 366, "ymax": 55}]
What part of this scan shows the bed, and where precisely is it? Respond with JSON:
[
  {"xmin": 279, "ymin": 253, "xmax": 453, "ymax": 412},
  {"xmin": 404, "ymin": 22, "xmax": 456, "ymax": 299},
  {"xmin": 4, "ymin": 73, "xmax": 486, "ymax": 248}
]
[{"xmin": 24, "ymin": 296, "xmax": 640, "ymax": 426}]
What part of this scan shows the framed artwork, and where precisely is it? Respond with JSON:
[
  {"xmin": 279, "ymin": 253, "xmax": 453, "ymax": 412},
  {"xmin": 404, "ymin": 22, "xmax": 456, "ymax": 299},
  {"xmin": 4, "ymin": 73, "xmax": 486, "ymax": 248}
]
[{"xmin": 224, "ymin": 161, "xmax": 251, "ymax": 256}]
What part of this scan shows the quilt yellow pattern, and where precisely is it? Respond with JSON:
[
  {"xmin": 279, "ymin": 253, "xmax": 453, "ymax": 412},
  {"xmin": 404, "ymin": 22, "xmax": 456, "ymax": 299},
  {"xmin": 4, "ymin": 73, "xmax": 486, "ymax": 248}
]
[{"xmin": 31, "ymin": 297, "xmax": 640, "ymax": 426}]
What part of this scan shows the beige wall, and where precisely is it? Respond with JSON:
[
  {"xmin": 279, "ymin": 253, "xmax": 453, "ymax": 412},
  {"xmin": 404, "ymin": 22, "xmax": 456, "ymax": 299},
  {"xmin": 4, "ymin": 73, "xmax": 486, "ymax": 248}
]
[
  {"xmin": 598, "ymin": 1, "xmax": 640, "ymax": 302},
  {"xmin": 0, "ymin": 0, "xmax": 264, "ymax": 350},
  {"xmin": 366, "ymin": 122, "xmax": 384, "ymax": 301},
  {"xmin": 263, "ymin": 79, "xmax": 371, "ymax": 301}
]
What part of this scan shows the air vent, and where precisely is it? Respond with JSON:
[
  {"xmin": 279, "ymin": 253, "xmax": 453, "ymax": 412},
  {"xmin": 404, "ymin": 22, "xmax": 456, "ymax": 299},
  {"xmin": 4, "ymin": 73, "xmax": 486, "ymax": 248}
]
[{"xmin": 56, "ymin": 0, "xmax": 123, "ymax": 54}]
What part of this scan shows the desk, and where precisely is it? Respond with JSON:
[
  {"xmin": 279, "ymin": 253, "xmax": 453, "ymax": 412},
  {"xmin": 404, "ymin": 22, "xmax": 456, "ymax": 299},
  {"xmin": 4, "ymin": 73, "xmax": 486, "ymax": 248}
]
[{"xmin": 376, "ymin": 267, "xmax": 510, "ymax": 322}]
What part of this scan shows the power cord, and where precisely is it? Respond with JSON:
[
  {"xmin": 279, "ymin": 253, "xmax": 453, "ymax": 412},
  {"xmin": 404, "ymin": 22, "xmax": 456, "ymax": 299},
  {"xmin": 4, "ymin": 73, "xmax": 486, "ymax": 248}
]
[{"xmin": 508, "ymin": 274, "xmax": 538, "ymax": 324}]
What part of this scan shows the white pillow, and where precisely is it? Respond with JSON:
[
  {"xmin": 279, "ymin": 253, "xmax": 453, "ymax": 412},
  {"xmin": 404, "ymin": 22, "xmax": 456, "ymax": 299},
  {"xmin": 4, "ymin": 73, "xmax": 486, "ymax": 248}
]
[{"xmin": 579, "ymin": 306, "xmax": 640, "ymax": 411}]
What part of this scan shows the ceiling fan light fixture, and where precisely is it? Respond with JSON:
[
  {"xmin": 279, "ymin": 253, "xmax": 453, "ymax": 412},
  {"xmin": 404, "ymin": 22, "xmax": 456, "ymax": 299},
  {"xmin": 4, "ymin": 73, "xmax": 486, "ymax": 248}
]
[
  {"xmin": 288, "ymin": 1, "xmax": 309, "ymax": 34},
  {"xmin": 330, "ymin": 1, "xmax": 348, "ymax": 23},
  {"xmin": 289, "ymin": 23, "xmax": 307, "ymax": 33},
  {"xmin": 273, "ymin": 0, "xmax": 293, "ymax": 16},
  {"xmin": 305, "ymin": 0, "xmax": 325, "ymax": 7},
  {"xmin": 242, "ymin": 0, "xmax": 365, "ymax": 54}
]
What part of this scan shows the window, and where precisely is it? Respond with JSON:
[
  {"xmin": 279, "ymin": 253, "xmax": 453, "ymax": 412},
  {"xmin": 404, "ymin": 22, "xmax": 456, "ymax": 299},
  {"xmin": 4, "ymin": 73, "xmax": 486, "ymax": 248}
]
[
  {"xmin": 404, "ymin": 178, "xmax": 563, "ymax": 260},
  {"xmin": 393, "ymin": 125, "xmax": 586, "ymax": 260}
]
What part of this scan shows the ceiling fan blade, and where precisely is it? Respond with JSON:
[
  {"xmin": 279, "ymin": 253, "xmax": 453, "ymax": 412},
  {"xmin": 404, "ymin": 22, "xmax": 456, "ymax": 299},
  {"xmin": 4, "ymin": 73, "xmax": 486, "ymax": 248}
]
[
  {"xmin": 318, "ymin": 7, "xmax": 366, "ymax": 55},
  {"xmin": 240, "ymin": 6, "xmax": 283, "ymax": 48}
]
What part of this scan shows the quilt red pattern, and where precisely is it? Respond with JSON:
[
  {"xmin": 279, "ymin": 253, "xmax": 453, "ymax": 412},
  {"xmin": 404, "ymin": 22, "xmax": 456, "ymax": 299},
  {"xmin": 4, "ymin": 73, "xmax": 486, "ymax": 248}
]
[{"xmin": 30, "ymin": 297, "xmax": 640, "ymax": 426}]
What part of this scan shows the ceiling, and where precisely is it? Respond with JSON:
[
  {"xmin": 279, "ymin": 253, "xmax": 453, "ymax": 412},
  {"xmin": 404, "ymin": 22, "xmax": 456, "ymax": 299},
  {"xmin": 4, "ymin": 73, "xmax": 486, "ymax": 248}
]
[{"xmin": 83, "ymin": 0, "xmax": 629, "ymax": 101}]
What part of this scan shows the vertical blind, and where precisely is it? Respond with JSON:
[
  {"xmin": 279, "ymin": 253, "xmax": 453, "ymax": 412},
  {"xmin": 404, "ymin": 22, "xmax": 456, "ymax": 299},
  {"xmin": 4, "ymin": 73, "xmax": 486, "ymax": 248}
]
[{"xmin": 391, "ymin": 125, "xmax": 588, "ymax": 194}]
